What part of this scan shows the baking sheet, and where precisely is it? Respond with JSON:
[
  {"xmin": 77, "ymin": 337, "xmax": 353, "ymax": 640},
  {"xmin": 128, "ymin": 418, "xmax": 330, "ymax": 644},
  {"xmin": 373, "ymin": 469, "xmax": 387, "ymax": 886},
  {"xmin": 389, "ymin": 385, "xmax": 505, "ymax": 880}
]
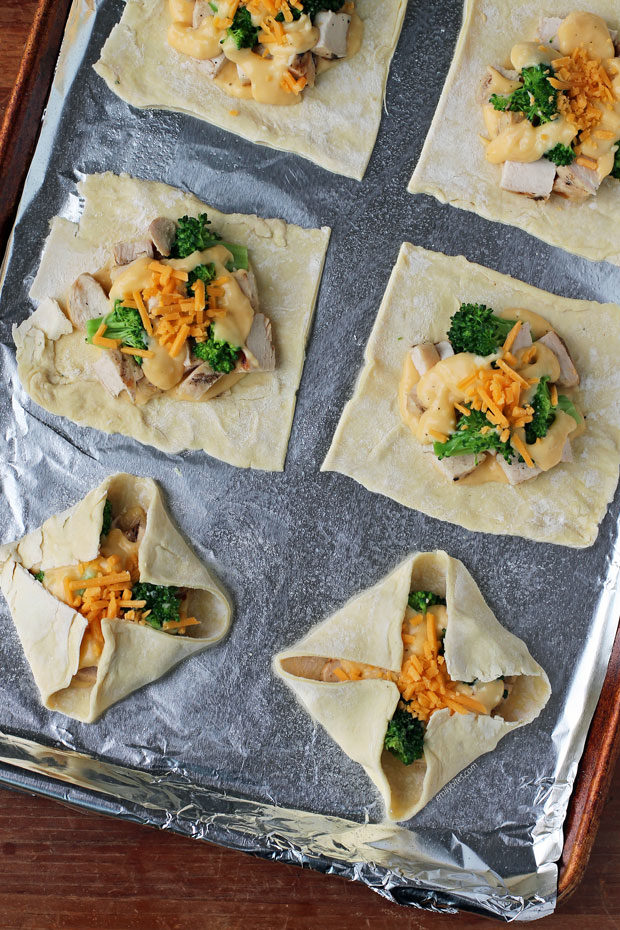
[{"xmin": 1, "ymin": 0, "xmax": 620, "ymax": 919}]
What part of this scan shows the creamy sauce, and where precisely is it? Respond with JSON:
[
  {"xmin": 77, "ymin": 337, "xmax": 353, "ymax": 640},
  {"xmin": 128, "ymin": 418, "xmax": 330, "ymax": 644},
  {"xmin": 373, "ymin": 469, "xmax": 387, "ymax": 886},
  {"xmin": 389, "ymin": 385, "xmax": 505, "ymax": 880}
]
[
  {"xmin": 516, "ymin": 343, "xmax": 561, "ymax": 382},
  {"xmin": 497, "ymin": 306, "xmax": 553, "ymax": 339},
  {"xmin": 398, "ymin": 350, "xmax": 422, "ymax": 433},
  {"xmin": 456, "ymin": 678, "xmax": 505, "ymax": 713},
  {"xmin": 484, "ymin": 12, "xmax": 620, "ymax": 170},
  {"xmin": 486, "ymin": 114, "xmax": 577, "ymax": 165},
  {"xmin": 167, "ymin": 3, "xmax": 363, "ymax": 106},
  {"xmin": 557, "ymin": 10, "xmax": 615, "ymax": 59},
  {"xmin": 141, "ymin": 336, "xmax": 187, "ymax": 390},
  {"xmin": 510, "ymin": 41, "xmax": 558, "ymax": 71},
  {"xmin": 414, "ymin": 353, "xmax": 488, "ymax": 443},
  {"xmin": 529, "ymin": 409, "xmax": 576, "ymax": 470},
  {"xmin": 109, "ymin": 256, "xmax": 153, "ymax": 303},
  {"xmin": 458, "ymin": 455, "xmax": 509, "ymax": 485}
]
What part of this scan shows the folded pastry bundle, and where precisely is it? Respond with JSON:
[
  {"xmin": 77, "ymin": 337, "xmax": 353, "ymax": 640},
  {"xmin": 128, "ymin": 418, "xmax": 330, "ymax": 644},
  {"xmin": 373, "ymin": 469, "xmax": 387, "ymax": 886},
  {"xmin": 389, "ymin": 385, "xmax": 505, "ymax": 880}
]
[
  {"xmin": 274, "ymin": 551, "xmax": 550, "ymax": 821},
  {"xmin": 0, "ymin": 474, "xmax": 231, "ymax": 723}
]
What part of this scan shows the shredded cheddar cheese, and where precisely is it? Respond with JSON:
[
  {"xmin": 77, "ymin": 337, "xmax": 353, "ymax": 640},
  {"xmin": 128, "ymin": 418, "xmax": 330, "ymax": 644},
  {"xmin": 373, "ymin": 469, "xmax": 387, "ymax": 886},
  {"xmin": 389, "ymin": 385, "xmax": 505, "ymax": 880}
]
[{"xmin": 554, "ymin": 45, "xmax": 617, "ymax": 140}]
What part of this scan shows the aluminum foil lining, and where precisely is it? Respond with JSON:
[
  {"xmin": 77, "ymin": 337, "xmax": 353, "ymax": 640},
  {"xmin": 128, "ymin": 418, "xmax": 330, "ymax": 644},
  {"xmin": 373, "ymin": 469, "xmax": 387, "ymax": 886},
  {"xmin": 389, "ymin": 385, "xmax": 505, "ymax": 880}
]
[{"xmin": 2, "ymin": 0, "xmax": 620, "ymax": 919}]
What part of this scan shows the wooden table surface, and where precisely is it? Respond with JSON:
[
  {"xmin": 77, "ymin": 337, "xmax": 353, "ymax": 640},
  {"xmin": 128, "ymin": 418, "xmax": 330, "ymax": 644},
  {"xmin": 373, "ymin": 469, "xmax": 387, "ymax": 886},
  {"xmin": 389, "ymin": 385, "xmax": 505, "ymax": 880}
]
[{"xmin": 1, "ymin": 3, "xmax": 620, "ymax": 927}]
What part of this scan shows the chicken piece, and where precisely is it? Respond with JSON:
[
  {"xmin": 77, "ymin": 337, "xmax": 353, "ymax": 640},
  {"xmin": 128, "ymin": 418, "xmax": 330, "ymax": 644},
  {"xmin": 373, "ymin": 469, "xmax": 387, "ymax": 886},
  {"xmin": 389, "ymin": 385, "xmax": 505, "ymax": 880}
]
[
  {"xmin": 561, "ymin": 440, "xmax": 573, "ymax": 464},
  {"xmin": 193, "ymin": 0, "xmax": 212, "ymax": 27},
  {"xmin": 114, "ymin": 505, "xmax": 147, "ymax": 544},
  {"xmin": 500, "ymin": 159, "xmax": 556, "ymax": 200},
  {"xmin": 321, "ymin": 659, "xmax": 343, "ymax": 682},
  {"xmin": 290, "ymin": 51, "xmax": 316, "ymax": 88},
  {"xmin": 477, "ymin": 66, "xmax": 520, "ymax": 105},
  {"xmin": 537, "ymin": 16, "xmax": 563, "ymax": 50},
  {"xmin": 553, "ymin": 163, "xmax": 601, "ymax": 201},
  {"xmin": 312, "ymin": 11, "xmax": 351, "ymax": 59},
  {"xmin": 237, "ymin": 64, "xmax": 251, "ymax": 85},
  {"xmin": 431, "ymin": 454, "xmax": 485, "ymax": 482},
  {"xmin": 482, "ymin": 105, "xmax": 525, "ymax": 139},
  {"xmin": 92, "ymin": 349, "xmax": 141, "ymax": 401},
  {"xmin": 404, "ymin": 382, "xmax": 424, "ymax": 418},
  {"xmin": 148, "ymin": 217, "xmax": 177, "ymax": 257},
  {"xmin": 511, "ymin": 321, "xmax": 532, "ymax": 353},
  {"xmin": 496, "ymin": 454, "xmax": 542, "ymax": 485},
  {"xmin": 68, "ymin": 273, "xmax": 109, "ymax": 330},
  {"xmin": 113, "ymin": 239, "xmax": 154, "ymax": 266},
  {"xmin": 245, "ymin": 313, "xmax": 275, "ymax": 371},
  {"xmin": 537, "ymin": 331, "xmax": 579, "ymax": 387},
  {"xmin": 202, "ymin": 53, "xmax": 227, "ymax": 78},
  {"xmin": 411, "ymin": 343, "xmax": 440, "ymax": 376},
  {"xmin": 176, "ymin": 362, "xmax": 223, "ymax": 400},
  {"xmin": 434, "ymin": 340, "xmax": 454, "ymax": 360},
  {"xmin": 233, "ymin": 268, "xmax": 259, "ymax": 311}
]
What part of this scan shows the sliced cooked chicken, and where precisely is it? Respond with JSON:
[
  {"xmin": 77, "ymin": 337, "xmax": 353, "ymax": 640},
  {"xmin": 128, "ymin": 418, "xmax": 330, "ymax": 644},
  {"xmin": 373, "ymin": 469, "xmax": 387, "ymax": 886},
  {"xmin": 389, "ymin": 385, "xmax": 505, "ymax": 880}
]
[
  {"xmin": 313, "ymin": 11, "xmax": 351, "ymax": 59},
  {"xmin": 68, "ymin": 274, "xmax": 109, "ymax": 329},
  {"xmin": 148, "ymin": 217, "xmax": 177, "ymax": 257},
  {"xmin": 176, "ymin": 363, "xmax": 224, "ymax": 400},
  {"xmin": 496, "ymin": 454, "xmax": 542, "ymax": 485},
  {"xmin": 553, "ymin": 163, "xmax": 601, "ymax": 201},
  {"xmin": 193, "ymin": 0, "xmax": 212, "ymax": 27},
  {"xmin": 411, "ymin": 343, "xmax": 440, "ymax": 375},
  {"xmin": 511, "ymin": 321, "xmax": 532, "ymax": 353},
  {"xmin": 92, "ymin": 349, "xmax": 141, "ymax": 401},
  {"xmin": 537, "ymin": 331, "xmax": 579, "ymax": 387},
  {"xmin": 434, "ymin": 340, "xmax": 455, "ymax": 360},
  {"xmin": 290, "ymin": 51, "xmax": 316, "ymax": 88},
  {"xmin": 500, "ymin": 159, "xmax": 556, "ymax": 200},
  {"xmin": 202, "ymin": 54, "xmax": 227, "ymax": 78},
  {"xmin": 233, "ymin": 268, "xmax": 259, "ymax": 311},
  {"xmin": 431, "ymin": 454, "xmax": 485, "ymax": 482},
  {"xmin": 113, "ymin": 239, "xmax": 154, "ymax": 266},
  {"xmin": 245, "ymin": 313, "xmax": 275, "ymax": 371}
]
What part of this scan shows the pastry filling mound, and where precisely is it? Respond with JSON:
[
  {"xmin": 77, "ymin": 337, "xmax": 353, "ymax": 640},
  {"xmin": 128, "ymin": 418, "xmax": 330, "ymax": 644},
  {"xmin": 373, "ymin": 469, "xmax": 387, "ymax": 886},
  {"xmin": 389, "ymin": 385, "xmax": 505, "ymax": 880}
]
[
  {"xmin": 66, "ymin": 212, "xmax": 275, "ymax": 405},
  {"xmin": 480, "ymin": 10, "xmax": 620, "ymax": 202},
  {"xmin": 30, "ymin": 498, "xmax": 199, "ymax": 680},
  {"xmin": 288, "ymin": 589, "xmax": 512, "ymax": 766},
  {"xmin": 166, "ymin": 0, "xmax": 363, "ymax": 106},
  {"xmin": 399, "ymin": 303, "xmax": 584, "ymax": 485}
]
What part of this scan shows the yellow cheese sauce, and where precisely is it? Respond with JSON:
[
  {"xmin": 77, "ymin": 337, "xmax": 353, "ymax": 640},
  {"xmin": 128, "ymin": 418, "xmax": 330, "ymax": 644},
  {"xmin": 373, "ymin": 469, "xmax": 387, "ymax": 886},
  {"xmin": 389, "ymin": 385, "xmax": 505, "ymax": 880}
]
[
  {"xmin": 166, "ymin": 1, "xmax": 363, "ymax": 106},
  {"xmin": 398, "ymin": 307, "xmax": 584, "ymax": 485},
  {"xmin": 482, "ymin": 11, "xmax": 620, "ymax": 174},
  {"xmin": 102, "ymin": 244, "xmax": 255, "ymax": 395}
]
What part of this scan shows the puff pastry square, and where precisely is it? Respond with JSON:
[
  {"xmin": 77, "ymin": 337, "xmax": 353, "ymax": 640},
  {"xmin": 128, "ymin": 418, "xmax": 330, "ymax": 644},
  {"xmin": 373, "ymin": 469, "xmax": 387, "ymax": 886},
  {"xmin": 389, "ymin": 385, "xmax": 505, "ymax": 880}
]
[
  {"xmin": 14, "ymin": 173, "xmax": 330, "ymax": 470},
  {"xmin": 274, "ymin": 550, "xmax": 550, "ymax": 821},
  {"xmin": 0, "ymin": 474, "xmax": 231, "ymax": 723},
  {"xmin": 408, "ymin": 0, "xmax": 620, "ymax": 267},
  {"xmin": 322, "ymin": 243, "xmax": 620, "ymax": 548},
  {"xmin": 94, "ymin": 0, "xmax": 408, "ymax": 180}
]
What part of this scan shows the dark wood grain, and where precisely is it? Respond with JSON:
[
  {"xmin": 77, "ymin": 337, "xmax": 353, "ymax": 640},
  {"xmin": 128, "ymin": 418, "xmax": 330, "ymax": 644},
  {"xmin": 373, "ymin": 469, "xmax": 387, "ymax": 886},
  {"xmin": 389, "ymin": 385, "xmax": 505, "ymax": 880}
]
[{"xmin": 1, "ymin": 3, "xmax": 620, "ymax": 927}]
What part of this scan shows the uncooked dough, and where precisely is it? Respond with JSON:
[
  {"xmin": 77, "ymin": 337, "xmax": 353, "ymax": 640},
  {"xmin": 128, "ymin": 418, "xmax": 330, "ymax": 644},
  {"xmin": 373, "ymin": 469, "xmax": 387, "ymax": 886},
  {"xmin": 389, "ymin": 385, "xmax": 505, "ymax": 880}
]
[
  {"xmin": 0, "ymin": 473, "xmax": 232, "ymax": 723},
  {"xmin": 93, "ymin": 0, "xmax": 408, "ymax": 180},
  {"xmin": 408, "ymin": 0, "xmax": 620, "ymax": 267},
  {"xmin": 14, "ymin": 173, "xmax": 330, "ymax": 470},
  {"xmin": 322, "ymin": 243, "xmax": 620, "ymax": 547},
  {"xmin": 274, "ymin": 550, "xmax": 550, "ymax": 821}
]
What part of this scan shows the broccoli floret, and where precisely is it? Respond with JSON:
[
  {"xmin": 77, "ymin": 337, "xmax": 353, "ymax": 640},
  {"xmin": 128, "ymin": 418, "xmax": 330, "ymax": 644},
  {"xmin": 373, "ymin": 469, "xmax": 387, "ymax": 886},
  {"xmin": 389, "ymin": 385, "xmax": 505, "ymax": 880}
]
[
  {"xmin": 489, "ymin": 63, "xmax": 558, "ymax": 126},
  {"xmin": 612, "ymin": 142, "xmax": 620, "ymax": 180},
  {"xmin": 525, "ymin": 376, "xmax": 555, "ymax": 444},
  {"xmin": 187, "ymin": 262, "xmax": 216, "ymax": 290},
  {"xmin": 545, "ymin": 142, "xmax": 575, "ymax": 166},
  {"xmin": 226, "ymin": 7, "xmax": 259, "ymax": 49},
  {"xmin": 434, "ymin": 406, "xmax": 514, "ymax": 463},
  {"xmin": 193, "ymin": 325, "xmax": 241, "ymax": 373},
  {"xmin": 447, "ymin": 303, "xmax": 515, "ymax": 355},
  {"xmin": 300, "ymin": 0, "xmax": 342, "ymax": 17},
  {"xmin": 384, "ymin": 705, "xmax": 425, "ymax": 765},
  {"xmin": 33, "ymin": 570, "xmax": 44, "ymax": 583},
  {"xmin": 86, "ymin": 302, "xmax": 148, "ymax": 365},
  {"xmin": 131, "ymin": 582, "xmax": 181, "ymax": 629},
  {"xmin": 171, "ymin": 214, "xmax": 222, "ymax": 258},
  {"xmin": 408, "ymin": 591, "xmax": 445, "ymax": 613},
  {"xmin": 557, "ymin": 394, "xmax": 581, "ymax": 426},
  {"xmin": 171, "ymin": 215, "xmax": 249, "ymax": 270},
  {"xmin": 101, "ymin": 499, "xmax": 113, "ymax": 538}
]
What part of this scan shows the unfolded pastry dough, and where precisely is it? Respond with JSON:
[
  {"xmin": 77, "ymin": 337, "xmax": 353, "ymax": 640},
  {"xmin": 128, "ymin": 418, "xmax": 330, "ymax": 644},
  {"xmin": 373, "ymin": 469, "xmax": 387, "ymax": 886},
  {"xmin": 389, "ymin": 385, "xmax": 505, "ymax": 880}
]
[
  {"xmin": 274, "ymin": 550, "xmax": 550, "ymax": 821},
  {"xmin": 0, "ymin": 473, "xmax": 231, "ymax": 723},
  {"xmin": 408, "ymin": 0, "xmax": 620, "ymax": 267},
  {"xmin": 14, "ymin": 173, "xmax": 330, "ymax": 470},
  {"xmin": 93, "ymin": 0, "xmax": 407, "ymax": 180},
  {"xmin": 322, "ymin": 243, "xmax": 620, "ymax": 548}
]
